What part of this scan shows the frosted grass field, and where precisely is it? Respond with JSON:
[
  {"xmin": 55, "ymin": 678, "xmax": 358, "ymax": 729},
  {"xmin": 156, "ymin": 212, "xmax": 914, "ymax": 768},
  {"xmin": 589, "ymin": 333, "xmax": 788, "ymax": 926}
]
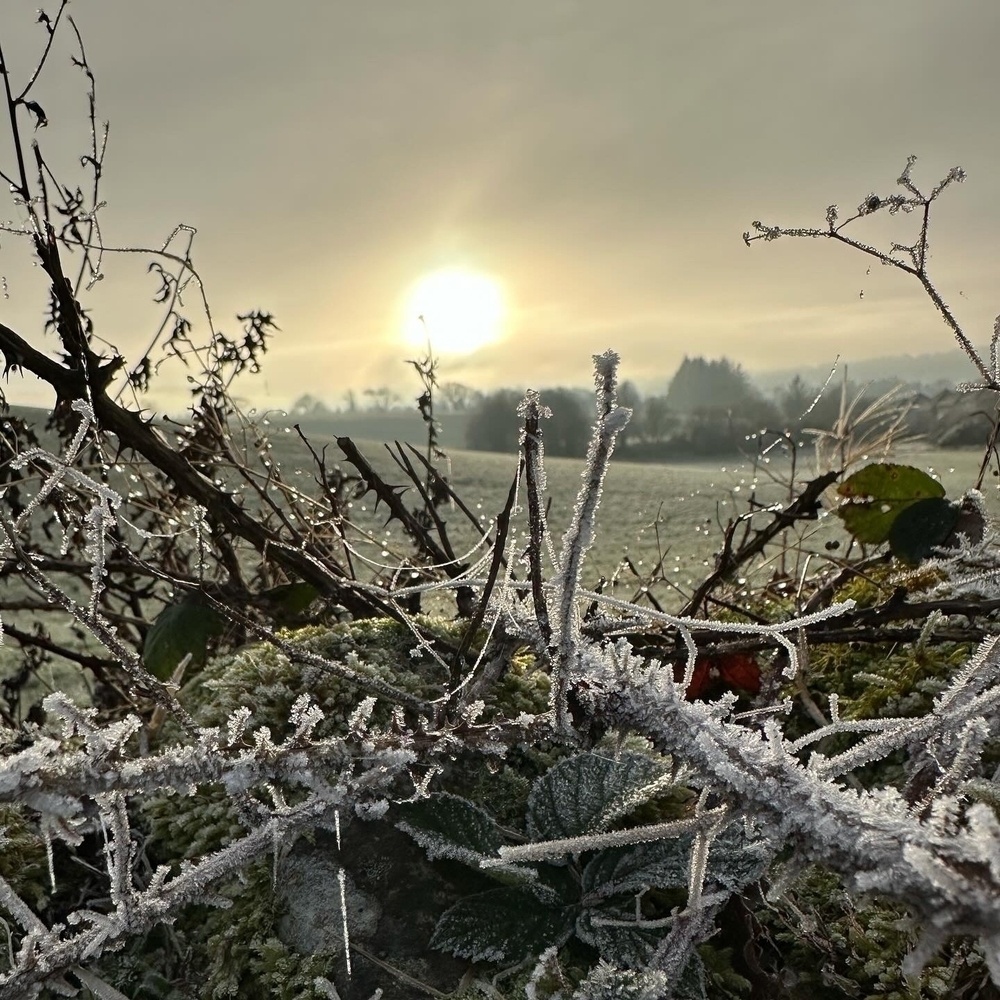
[
  {"xmin": 333, "ymin": 438, "xmax": 999, "ymax": 601},
  {"xmin": 2, "ymin": 430, "xmax": 996, "ymax": 699}
]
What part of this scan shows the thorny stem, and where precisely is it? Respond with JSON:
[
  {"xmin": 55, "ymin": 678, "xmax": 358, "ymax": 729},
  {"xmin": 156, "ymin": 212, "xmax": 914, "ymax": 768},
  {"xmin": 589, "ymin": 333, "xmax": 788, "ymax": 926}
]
[
  {"xmin": 521, "ymin": 395, "xmax": 553, "ymax": 646},
  {"xmin": 551, "ymin": 351, "xmax": 630, "ymax": 733},
  {"xmin": 0, "ymin": 36, "xmax": 30, "ymax": 200}
]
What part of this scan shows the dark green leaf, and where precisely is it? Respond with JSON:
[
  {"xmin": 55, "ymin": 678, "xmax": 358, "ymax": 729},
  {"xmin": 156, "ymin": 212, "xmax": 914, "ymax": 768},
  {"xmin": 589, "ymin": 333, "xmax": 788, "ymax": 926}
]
[
  {"xmin": 430, "ymin": 887, "xmax": 573, "ymax": 963},
  {"xmin": 888, "ymin": 496, "xmax": 960, "ymax": 565},
  {"xmin": 143, "ymin": 595, "xmax": 224, "ymax": 680},
  {"xmin": 705, "ymin": 825, "xmax": 772, "ymax": 893},
  {"xmin": 581, "ymin": 838, "xmax": 690, "ymax": 901},
  {"xmin": 581, "ymin": 826, "xmax": 770, "ymax": 913},
  {"xmin": 257, "ymin": 581, "xmax": 319, "ymax": 619},
  {"xmin": 575, "ymin": 901, "xmax": 666, "ymax": 968},
  {"xmin": 527, "ymin": 752, "xmax": 673, "ymax": 843},
  {"xmin": 836, "ymin": 463, "xmax": 945, "ymax": 544},
  {"xmin": 395, "ymin": 793, "xmax": 503, "ymax": 866}
]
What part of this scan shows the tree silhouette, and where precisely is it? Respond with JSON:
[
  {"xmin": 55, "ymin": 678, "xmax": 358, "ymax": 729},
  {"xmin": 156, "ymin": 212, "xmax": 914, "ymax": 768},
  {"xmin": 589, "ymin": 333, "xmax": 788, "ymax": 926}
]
[
  {"xmin": 665, "ymin": 356, "xmax": 756, "ymax": 413},
  {"xmin": 466, "ymin": 387, "xmax": 589, "ymax": 456}
]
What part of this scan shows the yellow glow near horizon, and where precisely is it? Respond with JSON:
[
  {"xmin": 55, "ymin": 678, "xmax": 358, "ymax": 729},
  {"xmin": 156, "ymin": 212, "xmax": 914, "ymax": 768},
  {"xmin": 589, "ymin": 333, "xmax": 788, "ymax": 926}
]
[{"xmin": 402, "ymin": 268, "xmax": 505, "ymax": 354}]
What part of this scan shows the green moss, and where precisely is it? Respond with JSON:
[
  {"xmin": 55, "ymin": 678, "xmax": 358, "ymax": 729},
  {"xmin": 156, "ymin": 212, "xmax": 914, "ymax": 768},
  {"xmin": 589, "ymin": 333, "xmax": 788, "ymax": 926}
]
[
  {"xmin": 95, "ymin": 861, "xmax": 338, "ymax": 1000},
  {"xmin": 784, "ymin": 565, "xmax": 973, "ymax": 764},
  {"xmin": 805, "ymin": 639, "xmax": 970, "ymax": 724},
  {"xmin": 144, "ymin": 785, "xmax": 246, "ymax": 862},
  {"xmin": 244, "ymin": 937, "xmax": 339, "ymax": 1000},
  {"xmin": 697, "ymin": 944, "xmax": 752, "ymax": 998},
  {"xmin": 487, "ymin": 647, "xmax": 551, "ymax": 719},
  {"xmin": 754, "ymin": 866, "xmax": 989, "ymax": 999},
  {"xmin": 180, "ymin": 616, "xmax": 461, "ymax": 738},
  {"xmin": 135, "ymin": 616, "xmax": 543, "ymax": 996}
]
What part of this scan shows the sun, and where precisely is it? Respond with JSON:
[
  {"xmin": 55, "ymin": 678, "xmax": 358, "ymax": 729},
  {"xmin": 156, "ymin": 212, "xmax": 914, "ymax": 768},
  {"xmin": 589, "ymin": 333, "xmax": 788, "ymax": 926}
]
[{"xmin": 401, "ymin": 268, "xmax": 505, "ymax": 355}]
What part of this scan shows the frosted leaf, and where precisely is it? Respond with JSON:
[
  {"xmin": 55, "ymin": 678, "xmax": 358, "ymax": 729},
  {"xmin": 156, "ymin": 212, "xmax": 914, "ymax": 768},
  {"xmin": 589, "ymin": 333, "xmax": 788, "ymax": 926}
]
[
  {"xmin": 393, "ymin": 793, "xmax": 551, "ymax": 892},
  {"xmin": 430, "ymin": 886, "xmax": 573, "ymax": 964},
  {"xmin": 702, "ymin": 823, "xmax": 772, "ymax": 893},
  {"xmin": 396, "ymin": 793, "xmax": 503, "ymax": 862},
  {"xmin": 527, "ymin": 752, "xmax": 674, "ymax": 842},
  {"xmin": 581, "ymin": 837, "xmax": 689, "ymax": 899},
  {"xmin": 572, "ymin": 961, "xmax": 674, "ymax": 1000},
  {"xmin": 575, "ymin": 901, "xmax": 665, "ymax": 969}
]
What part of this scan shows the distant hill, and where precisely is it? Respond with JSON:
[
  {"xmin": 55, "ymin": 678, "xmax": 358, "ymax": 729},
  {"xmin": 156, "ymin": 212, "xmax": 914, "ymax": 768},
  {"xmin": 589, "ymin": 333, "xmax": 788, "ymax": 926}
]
[
  {"xmin": 5, "ymin": 403, "xmax": 52, "ymax": 423},
  {"xmin": 751, "ymin": 347, "xmax": 991, "ymax": 393},
  {"xmin": 3, "ymin": 402, "xmax": 470, "ymax": 451},
  {"xmin": 287, "ymin": 409, "xmax": 470, "ymax": 448}
]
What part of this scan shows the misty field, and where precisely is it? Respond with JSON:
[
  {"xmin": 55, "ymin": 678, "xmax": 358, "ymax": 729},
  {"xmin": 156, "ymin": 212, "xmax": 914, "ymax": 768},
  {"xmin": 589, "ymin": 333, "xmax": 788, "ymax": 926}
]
[
  {"xmin": 2, "ymin": 430, "xmax": 995, "ymax": 693},
  {"xmin": 323, "ymin": 435, "xmax": 998, "ymax": 597}
]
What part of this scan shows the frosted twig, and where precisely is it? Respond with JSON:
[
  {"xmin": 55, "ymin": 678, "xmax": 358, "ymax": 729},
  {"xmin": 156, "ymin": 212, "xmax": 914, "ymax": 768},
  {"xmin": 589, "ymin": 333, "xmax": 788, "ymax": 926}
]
[
  {"xmin": 550, "ymin": 351, "xmax": 631, "ymax": 733},
  {"xmin": 482, "ymin": 808, "xmax": 726, "ymax": 866}
]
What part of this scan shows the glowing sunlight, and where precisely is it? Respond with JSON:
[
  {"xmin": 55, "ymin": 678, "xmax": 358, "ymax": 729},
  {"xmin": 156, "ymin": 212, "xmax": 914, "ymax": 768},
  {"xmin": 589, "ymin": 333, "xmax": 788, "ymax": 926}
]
[{"xmin": 401, "ymin": 268, "xmax": 505, "ymax": 354}]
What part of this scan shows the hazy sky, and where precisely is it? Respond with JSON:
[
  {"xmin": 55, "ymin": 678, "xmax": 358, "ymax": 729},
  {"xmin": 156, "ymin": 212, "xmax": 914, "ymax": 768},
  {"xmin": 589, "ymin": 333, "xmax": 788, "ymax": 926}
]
[{"xmin": 3, "ymin": 1, "xmax": 1000, "ymax": 411}]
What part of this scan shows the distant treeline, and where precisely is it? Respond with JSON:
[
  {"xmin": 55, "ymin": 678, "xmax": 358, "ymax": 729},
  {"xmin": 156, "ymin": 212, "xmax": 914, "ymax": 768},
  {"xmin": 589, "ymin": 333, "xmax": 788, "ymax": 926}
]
[
  {"xmin": 464, "ymin": 357, "xmax": 994, "ymax": 459},
  {"xmin": 289, "ymin": 356, "xmax": 993, "ymax": 459}
]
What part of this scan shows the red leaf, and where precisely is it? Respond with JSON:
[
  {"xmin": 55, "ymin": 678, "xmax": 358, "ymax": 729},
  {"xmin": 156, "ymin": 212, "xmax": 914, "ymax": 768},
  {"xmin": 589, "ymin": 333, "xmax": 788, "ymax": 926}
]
[
  {"xmin": 717, "ymin": 653, "xmax": 761, "ymax": 696},
  {"xmin": 676, "ymin": 654, "xmax": 761, "ymax": 700}
]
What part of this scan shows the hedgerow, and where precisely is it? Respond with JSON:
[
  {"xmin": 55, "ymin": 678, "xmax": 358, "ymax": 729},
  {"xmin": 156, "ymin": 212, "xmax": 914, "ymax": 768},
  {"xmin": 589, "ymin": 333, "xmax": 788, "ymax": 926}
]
[{"xmin": 3, "ymin": 8, "xmax": 1000, "ymax": 1000}]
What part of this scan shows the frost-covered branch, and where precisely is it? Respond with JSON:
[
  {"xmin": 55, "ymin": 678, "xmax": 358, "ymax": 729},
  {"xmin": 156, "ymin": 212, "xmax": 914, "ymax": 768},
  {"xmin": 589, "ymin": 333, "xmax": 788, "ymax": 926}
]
[
  {"xmin": 0, "ymin": 690, "xmax": 431, "ymax": 997},
  {"xmin": 550, "ymin": 350, "xmax": 631, "ymax": 733},
  {"xmin": 745, "ymin": 156, "xmax": 997, "ymax": 390},
  {"xmin": 0, "ymin": 792, "xmax": 334, "ymax": 999},
  {"xmin": 572, "ymin": 635, "xmax": 1000, "ymax": 980}
]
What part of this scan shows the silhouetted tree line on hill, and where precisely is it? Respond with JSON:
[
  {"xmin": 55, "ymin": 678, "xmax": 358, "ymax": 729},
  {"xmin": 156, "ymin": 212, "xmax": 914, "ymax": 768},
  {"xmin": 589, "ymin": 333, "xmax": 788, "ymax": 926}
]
[
  {"xmin": 289, "ymin": 356, "xmax": 994, "ymax": 459},
  {"xmin": 462, "ymin": 356, "xmax": 996, "ymax": 459}
]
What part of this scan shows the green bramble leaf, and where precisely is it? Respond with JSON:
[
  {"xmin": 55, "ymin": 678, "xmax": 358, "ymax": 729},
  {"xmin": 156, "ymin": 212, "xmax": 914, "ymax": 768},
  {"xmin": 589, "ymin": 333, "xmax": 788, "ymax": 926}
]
[
  {"xmin": 430, "ymin": 887, "xmax": 574, "ymax": 964},
  {"xmin": 704, "ymin": 824, "xmax": 772, "ymax": 893},
  {"xmin": 836, "ymin": 463, "xmax": 945, "ymax": 545},
  {"xmin": 887, "ymin": 495, "xmax": 960, "ymax": 565},
  {"xmin": 527, "ymin": 752, "xmax": 674, "ymax": 844},
  {"xmin": 396, "ymin": 795, "xmax": 569, "ymax": 903},
  {"xmin": 257, "ymin": 581, "xmax": 319, "ymax": 620},
  {"xmin": 395, "ymin": 793, "xmax": 503, "ymax": 866},
  {"xmin": 575, "ymin": 900, "xmax": 667, "ymax": 968},
  {"xmin": 581, "ymin": 825, "xmax": 770, "ymax": 909},
  {"xmin": 581, "ymin": 837, "xmax": 689, "ymax": 901},
  {"xmin": 143, "ymin": 595, "xmax": 224, "ymax": 681}
]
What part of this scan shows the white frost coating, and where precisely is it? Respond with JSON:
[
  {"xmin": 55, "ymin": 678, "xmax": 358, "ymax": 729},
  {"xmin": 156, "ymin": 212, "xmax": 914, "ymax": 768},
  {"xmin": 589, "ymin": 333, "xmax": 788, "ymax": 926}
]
[
  {"xmin": 337, "ymin": 866, "xmax": 352, "ymax": 978},
  {"xmin": 549, "ymin": 353, "xmax": 632, "ymax": 732},
  {"xmin": 566, "ymin": 630, "xmax": 1000, "ymax": 983},
  {"xmin": 601, "ymin": 405, "xmax": 631, "ymax": 436},
  {"xmin": 311, "ymin": 978, "xmax": 343, "ymax": 1000},
  {"xmin": 0, "ymin": 685, "xmax": 417, "ymax": 996},
  {"xmin": 7, "ymin": 352, "xmax": 1000, "ymax": 993},
  {"xmin": 484, "ymin": 809, "xmax": 726, "ymax": 866},
  {"xmin": 347, "ymin": 695, "xmax": 377, "ymax": 734}
]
